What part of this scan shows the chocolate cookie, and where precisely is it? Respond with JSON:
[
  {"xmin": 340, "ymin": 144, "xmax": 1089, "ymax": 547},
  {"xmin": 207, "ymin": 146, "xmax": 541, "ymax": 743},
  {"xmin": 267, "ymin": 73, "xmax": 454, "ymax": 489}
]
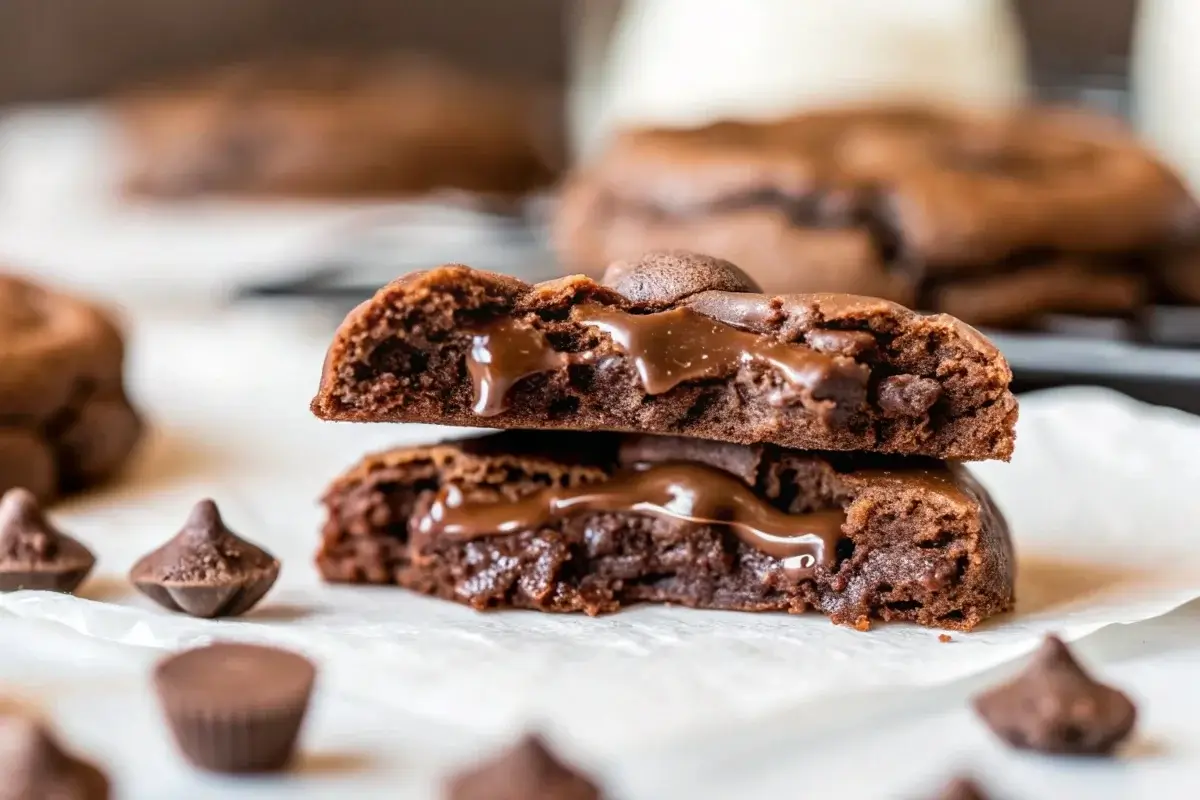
[
  {"xmin": 0, "ymin": 274, "xmax": 142, "ymax": 502},
  {"xmin": 311, "ymin": 253, "xmax": 1017, "ymax": 460},
  {"xmin": 317, "ymin": 429, "xmax": 1014, "ymax": 631},
  {"xmin": 554, "ymin": 105, "xmax": 1198, "ymax": 327},
  {"xmin": 119, "ymin": 55, "xmax": 560, "ymax": 200}
]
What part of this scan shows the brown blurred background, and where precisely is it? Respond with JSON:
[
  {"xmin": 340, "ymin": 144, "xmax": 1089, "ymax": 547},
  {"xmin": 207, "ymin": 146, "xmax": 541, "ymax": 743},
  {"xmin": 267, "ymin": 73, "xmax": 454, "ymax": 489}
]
[{"xmin": 0, "ymin": 0, "xmax": 573, "ymax": 102}]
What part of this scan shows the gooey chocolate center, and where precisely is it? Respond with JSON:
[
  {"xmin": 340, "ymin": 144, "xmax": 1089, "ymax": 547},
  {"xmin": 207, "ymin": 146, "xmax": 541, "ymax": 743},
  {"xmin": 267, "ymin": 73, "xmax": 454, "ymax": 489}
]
[
  {"xmin": 466, "ymin": 303, "xmax": 869, "ymax": 417},
  {"xmin": 414, "ymin": 461, "xmax": 845, "ymax": 581}
]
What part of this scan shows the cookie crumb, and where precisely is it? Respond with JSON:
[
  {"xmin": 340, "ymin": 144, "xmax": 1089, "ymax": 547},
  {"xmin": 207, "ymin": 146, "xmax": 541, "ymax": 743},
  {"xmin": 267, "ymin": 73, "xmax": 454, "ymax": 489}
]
[{"xmin": 939, "ymin": 634, "xmax": 953, "ymax": 643}]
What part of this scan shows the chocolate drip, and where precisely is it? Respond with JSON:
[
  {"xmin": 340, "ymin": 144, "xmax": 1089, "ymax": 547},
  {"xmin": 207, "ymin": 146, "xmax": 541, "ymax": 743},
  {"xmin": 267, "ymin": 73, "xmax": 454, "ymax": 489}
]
[
  {"xmin": 415, "ymin": 462, "xmax": 844, "ymax": 580},
  {"xmin": 572, "ymin": 303, "xmax": 864, "ymax": 396},
  {"xmin": 467, "ymin": 319, "xmax": 586, "ymax": 417},
  {"xmin": 464, "ymin": 304, "xmax": 869, "ymax": 416}
]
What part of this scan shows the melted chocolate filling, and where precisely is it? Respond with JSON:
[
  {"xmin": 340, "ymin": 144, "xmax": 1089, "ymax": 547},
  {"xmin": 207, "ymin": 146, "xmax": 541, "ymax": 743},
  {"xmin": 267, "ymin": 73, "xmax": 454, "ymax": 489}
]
[{"xmin": 467, "ymin": 303, "xmax": 869, "ymax": 417}]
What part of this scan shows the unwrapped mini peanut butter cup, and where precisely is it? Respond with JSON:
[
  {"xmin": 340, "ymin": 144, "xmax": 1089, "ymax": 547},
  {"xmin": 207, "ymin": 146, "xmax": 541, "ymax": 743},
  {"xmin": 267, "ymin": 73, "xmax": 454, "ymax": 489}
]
[
  {"xmin": 154, "ymin": 642, "xmax": 316, "ymax": 773},
  {"xmin": 0, "ymin": 488, "xmax": 95, "ymax": 593},
  {"xmin": 0, "ymin": 711, "xmax": 110, "ymax": 800},
  {"xmin": 130, "ymin": 499, "xmax": 279, "ymax": 618}
]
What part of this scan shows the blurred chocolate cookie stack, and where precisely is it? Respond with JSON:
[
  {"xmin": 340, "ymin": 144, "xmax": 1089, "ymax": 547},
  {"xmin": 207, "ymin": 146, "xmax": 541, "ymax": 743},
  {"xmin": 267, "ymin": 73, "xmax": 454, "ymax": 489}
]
[
  {"xmin": 554, "ymin": 105, "xmax": 1200, "ymax": 329},
  {"xmin": 117, "ymin": 54, "xmax": 563, "ymax": 204}
]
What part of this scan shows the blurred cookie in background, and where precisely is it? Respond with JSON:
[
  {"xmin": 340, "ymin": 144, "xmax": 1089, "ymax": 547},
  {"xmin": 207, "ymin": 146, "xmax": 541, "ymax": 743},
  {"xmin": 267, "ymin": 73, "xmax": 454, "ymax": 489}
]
[
  {"xmin": 554, "ymin": 103, "xmax": 1200, "ymax": 328},
  {"xmin": 117, "ymin": 55, "xmax": 563, "ymax": 203},
  {"xmin": 0, "ymin": 273, "xmax": 142, "ymax": 502}
]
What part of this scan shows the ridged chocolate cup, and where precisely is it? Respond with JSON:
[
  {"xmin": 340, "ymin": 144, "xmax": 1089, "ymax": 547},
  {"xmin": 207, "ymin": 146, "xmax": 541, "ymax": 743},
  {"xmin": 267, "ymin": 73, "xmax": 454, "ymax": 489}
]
[{"xmin": 154, "ymin": 643, "xmax": 315, "ymax": 773}]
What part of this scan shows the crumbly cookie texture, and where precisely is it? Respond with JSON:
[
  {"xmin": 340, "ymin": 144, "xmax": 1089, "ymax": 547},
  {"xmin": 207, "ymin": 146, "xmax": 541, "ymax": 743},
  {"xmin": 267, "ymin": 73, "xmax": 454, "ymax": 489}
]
[
  {"xmin": 317, "ymin": 430, "xmax": 1015, "ymax": 631},
  {"xmin": 312, "ymin": 252, "xmax": 1016, "ymax": 461}
]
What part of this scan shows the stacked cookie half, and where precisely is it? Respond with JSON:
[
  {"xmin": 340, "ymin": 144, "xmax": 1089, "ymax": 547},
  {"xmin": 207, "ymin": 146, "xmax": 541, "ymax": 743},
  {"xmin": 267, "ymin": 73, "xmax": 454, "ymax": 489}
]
[{"xmin": 310, "ymin": 252, "xmax": 1018, "ymax": 630}]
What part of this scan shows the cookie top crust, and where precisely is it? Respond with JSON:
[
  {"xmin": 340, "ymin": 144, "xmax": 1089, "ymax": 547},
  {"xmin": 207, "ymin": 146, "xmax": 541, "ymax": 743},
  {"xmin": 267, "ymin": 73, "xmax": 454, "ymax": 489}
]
[{"xmin": 312, "ymin": 252, "xmax": 1016, "ymax": 460}]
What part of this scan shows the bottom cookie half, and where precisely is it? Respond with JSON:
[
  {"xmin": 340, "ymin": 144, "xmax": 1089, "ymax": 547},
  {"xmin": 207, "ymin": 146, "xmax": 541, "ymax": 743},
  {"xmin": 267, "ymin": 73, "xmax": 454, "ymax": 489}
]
[{"xmin": 317, "ymin": 431, "xmax": 1014, "ymax": 630}]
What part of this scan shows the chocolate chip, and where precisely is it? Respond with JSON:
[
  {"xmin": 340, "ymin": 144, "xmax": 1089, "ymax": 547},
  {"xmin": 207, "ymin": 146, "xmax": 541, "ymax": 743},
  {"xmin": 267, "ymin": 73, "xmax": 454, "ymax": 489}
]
[
  {"xmin": 808, "ymin": 363, "xmax": 871, "ymax": 423},
  {"xmin": 921, "ymin": 561, "xmax": 958, "ymax": 592},
  {"xmin": 973, "ymin": 635, "xmax": 1136, "ymax": 755},
  {"xmin": 601, "ymin": 251, "xmax": 761, "ymax": 306},
  {"xmin": 129, "ymin": 499, "xmax": 279, "ymax": 618},
  {"xmin": 0, "ymin": 712, "xmax": 110, "ymax": 799},
  {"xmin": 445, "ymin": 734, "xmax": 603, "ymax": 800},
  {"xmin": 878, "ymin": 375, "xmax": 942, "ymax": 417},
  {"xmin": 0, "ymin": 488, "xmax": 95, "ymax": 593},
  {"xmin": 932, "ymin": 776, "xmax": 992, "ymax": 800},
  {"xmin": 154, "ymin": 643, "xmax": 315, "ymax": 773},
  {"xmin": 805, "ymin": 329, "xmax": 877, "ymax": 358}
]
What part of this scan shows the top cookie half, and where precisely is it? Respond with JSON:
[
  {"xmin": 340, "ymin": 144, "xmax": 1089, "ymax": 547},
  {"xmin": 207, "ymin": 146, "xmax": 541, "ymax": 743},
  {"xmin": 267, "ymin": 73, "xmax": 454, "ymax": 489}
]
[{"xmin": 311, "ymin": 252, "xmax": 1016, "ymax": 460}]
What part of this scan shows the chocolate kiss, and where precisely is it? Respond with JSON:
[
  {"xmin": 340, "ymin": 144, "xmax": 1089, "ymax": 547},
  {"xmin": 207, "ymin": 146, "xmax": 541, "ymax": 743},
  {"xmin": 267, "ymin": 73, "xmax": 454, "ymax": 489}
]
[
  {"xmin": 0, "ymin": 713, "xmax": 110, "ymax": 799},
  {"xmin": 446, "ymin": 735, "xmax": 602, "ymax": 800},
  {"xmin": 0, "ymin": 488, "xmax": 96, "ymax": 594},
  {"xmin": 934, "ymin": 777, "xmax": 992, "ymax": 800},
  {"xmin": 973, "ymin": 635, "xmax": 1137, "ymax": 755},
  {"xmin": 129, "ymin": 499, "xmax": 279, "ymax": 619}
]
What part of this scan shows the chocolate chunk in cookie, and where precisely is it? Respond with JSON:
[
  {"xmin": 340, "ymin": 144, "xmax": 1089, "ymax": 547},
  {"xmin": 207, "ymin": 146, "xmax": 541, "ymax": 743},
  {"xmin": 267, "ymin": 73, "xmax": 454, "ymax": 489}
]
[
  {"xmin": 311, "ymin": 256, "xmax": 1017, "ymax": 461},
  {"xmin": 445, "ymin": 735, "xmax": 602, "ymax": 800},
  {"xmin": 805, "ymin": 329, "xmax": 877, "ymax": 358},
  {"xmin": 0, "ymin": 488, "xmax": 95, "ymax": 593},
  {"xmin": 130, "ymin": 499, "xmax": 279, "ymax": 618},
  {"xmin": 878, "ymin": 375, "xmax": 942, "ymax": 417},
  {"xmin": 317, "ymin": 430, "xmax": 1014, "ymax": 630},
  {"xmin": 973, "ymin": 635, "xmax": 1137, "ymax": 755}
]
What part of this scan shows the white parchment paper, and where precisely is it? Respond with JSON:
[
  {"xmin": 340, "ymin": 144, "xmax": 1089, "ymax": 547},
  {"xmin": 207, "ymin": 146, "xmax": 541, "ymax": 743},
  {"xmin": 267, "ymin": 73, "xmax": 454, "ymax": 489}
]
[
  {"xmin": 1, "ymin": 304, "xmax": 1198, "ymax": 781},
  {"xmin": 0, "ymin": 307, "xmax": 1195, "ymax": 800},
  {"xmin": 3, "ymin": 107, "xmax": 1200, "ymax": 798}
]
